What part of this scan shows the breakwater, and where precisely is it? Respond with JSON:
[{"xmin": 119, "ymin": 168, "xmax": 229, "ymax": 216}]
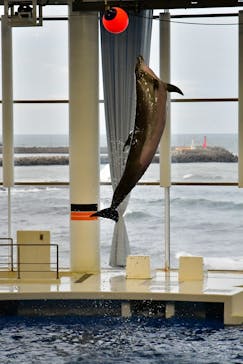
[
  {"xmin": 0, "ymin": 146, "xmax": 238, "ymax": 166},
  {"xmin": 171, "ymin": 146, "xmax": 238, "ymax": 163}
]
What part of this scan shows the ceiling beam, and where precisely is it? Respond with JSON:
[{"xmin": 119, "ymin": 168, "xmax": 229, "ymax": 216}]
[{"xmin": 72, "ymin": 0, "xmax": 243, "ymax": 12}]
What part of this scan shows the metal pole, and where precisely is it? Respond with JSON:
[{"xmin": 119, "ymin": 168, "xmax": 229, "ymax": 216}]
[
  {"xmin": 17, "ymin": 245, "xmax": 20, "ymax": 279},
  {"xmin": 160, "ymin": 12, "xmax": 171, "ymax": 270},
  {"xmin": 56, "ymin": 244, "xmax": 59, "ymax": 279},
  {"xmin": 7, "ymin": 187, "xmax": 11, "ymax": 238},
  {"xmin": 239, "ymin": 11, "xmax": 243, "ymax": 187},
  {"xmin": 164, "ymin": 187, "xmax": 170, "ymax": 271},
  {"xmin": 8, "ymin": 194, "xmax": 14, "ymax": 272},
  {"xmin": 10, "ymin": 238, "xmax": 14, "ymax": 272}
]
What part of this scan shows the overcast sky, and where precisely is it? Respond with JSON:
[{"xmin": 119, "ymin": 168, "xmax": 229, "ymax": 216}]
[{"xmin": 1, "ymin": 6, "xmax": 242, "ymax": 136}]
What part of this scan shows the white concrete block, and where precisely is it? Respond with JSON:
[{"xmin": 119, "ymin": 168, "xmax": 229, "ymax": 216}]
[
  {"xmin": 179, "ymin": 256, "xmax": 204, "ymax": 282},
  {"xmin": 126, "ymin": 255, "xmax": 151, "ymax": 279},
  {"xmin": 17, "ymin": 230, "xmax": 54, "ymax": 279}
]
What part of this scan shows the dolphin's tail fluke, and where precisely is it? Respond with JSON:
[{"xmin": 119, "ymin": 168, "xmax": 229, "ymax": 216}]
[
  {"xmin": 166, "ymin": 83, "xmax": 184, "ymax": 95},
  {"xmin": 91, "ymin": 208, "xmax": 119, "ymax": 222}
]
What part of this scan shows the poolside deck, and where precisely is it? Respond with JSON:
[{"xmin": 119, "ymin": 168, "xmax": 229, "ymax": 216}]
[{"xmin": 0, "ymin": 269, "xmax": 243, "ymax": 325}]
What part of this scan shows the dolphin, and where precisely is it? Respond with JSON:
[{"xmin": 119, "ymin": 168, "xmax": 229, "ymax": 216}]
[{"xmin": 92, "ymin": 55, "xmax": 183, "ymax": 222}]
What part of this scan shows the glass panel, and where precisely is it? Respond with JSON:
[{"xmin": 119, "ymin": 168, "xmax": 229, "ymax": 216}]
[
  {"xmin": 12, "ymin": 186, "xmax": 69, "ymax": 269},
  {"xmin": 171, "ymin": 16, "xmax": 238, "ymax": 98},
  {"xmin": 14, "ymin": 103, "xmax": 68, "ymax": 182},
  {"xmin": 149, "ymin": 19, "xmax": 160, "ymax": 78},
  {"xmin": 171, "ymin": 185, "xmax": 243, "ymax": 269},
  {"xmin": 99, "ymin": 102, "xmax": 106, "ymax": 149},
  {"xmin": 14, "ymin": 103, "xmax": 68, "ymax": 135},
  {"xmin": 101, "ymin": 184, "xmax": 164, "ymax": 269},
  {"xmin": 99, "ymin": 101, "xmax": 160, "ymax": 183},
  {"xmin": 0, "ymin": 21, "xmax": 1, "ymax": 100},
  {"xmin": 0, "ymin": 188, "xmax": 9, "ymax": 237},
  {"xmin": 13, "ymin": 20, "xmax": 68, "ymax": 99},
  {"xmin": 43, "ymin": 5, "xmax": 68, "ymax": 17},
  {"xmin": 0, "ymin": 105, "xmax": 2, "ymax": 183},
  {"xmin": 171, "ymin": 102, "xmax": 238, "ymax": 183},
  {"xmin": 150, "ymin": 14, "xmax": 238, "ymax": 98},
  {"xmin": 1, "ymin": 184, "xmax": 243, "ymax": 270}
]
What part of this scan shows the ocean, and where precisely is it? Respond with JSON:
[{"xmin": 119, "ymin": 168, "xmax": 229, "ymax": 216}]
[{"xmin": 0, "ymin": 133, "xmax": 242, "ymax": 270}]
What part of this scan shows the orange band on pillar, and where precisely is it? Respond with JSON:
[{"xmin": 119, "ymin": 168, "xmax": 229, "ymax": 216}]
[
  {"xmin": 71, "ymin": 211, "xmax": 97, "ymax": 221},
  {"xmin": 70, "ymin": 204, "xmax": 98, "ymax": 221}
]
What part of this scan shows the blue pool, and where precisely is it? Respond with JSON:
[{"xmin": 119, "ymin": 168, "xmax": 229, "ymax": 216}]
[{"xmin": 0, "ymin": 317, "xmax": 242, "ymax": 364}]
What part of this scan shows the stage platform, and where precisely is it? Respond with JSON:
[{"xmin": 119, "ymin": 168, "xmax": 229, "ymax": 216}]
[{"xmin": 0, "ymin": 269, "xmax": 242, "ymax": 325}]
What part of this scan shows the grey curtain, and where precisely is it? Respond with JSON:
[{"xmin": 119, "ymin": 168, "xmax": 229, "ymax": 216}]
[{"xmin": 100, "ymin": 11, "xmax": 153, "ymax": 267}]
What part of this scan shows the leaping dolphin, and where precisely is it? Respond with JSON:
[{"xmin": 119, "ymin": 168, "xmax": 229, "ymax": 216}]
[{"xmin": 92, "ymin": 55, "xmax": 183, "ymax": 222}]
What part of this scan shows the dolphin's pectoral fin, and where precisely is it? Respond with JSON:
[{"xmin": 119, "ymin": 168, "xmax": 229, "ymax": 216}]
[
  {"xmin": 91, "ymin": 208, "xmax": 119, "ymax": 222},
  {"xmin": 166, "ymin": 83, "xmax": 184, "ymax": 95},
  {"xmin": 123, "ymin": 130, "xmax": 133, "ymax": 151}
]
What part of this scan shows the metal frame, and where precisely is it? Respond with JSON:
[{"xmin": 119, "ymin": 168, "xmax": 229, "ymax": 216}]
[
  {"xmin": 0, "ymin": 237, "xmax": 14, "ymax": 271},
  {"xmin": 0, "ymin": 9, "xmax": 240, "ymax": 273},
  {"xmin": 0, "ymin": 242, "xmax": 59, "ymax": 279},
  {"xmin": 72, "ymin": 0, "xmax": 243, "ymax": 12},
  {"xmin": 4, "ymin": 0, "xmax": 43, "ymax": 27},
  {"xmin": 239, "ymin": 11, "xmax": 243, "ymax": 186}
]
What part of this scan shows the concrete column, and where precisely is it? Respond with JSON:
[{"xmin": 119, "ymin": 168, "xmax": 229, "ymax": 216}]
[
  {"xmin": 2, "ymin": 16, "xmax": 14, "ymax": 238},
  {"xmin": 1, "ymin": 16, "xmax": 14, "ymax": 188},
  {"xmin": 160, "ymin": 12, "xmax": 171, "ymax": 188},
  {"xmin": 69, "ymin": 8, "xmax": 100, "ymax": 272},
  {"xmin": 159, "ymin": 12, "xmax": 171, "ymax": 271},
  {"xmin": 239, "ymin": 11, "xmax": 243, "ymax": 187}
]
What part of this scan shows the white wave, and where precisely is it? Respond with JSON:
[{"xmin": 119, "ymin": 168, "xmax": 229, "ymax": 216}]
[
  {"xmin": 176, "ymin": 251, "xmax": 243, "ymax": 270},
  {"xmin": 204, "ymin": 257, "xmax": 243, "ymax": 271},
  {"xmin": 183, "ymin": 174, "xmax": 193, "ymax": 180}
]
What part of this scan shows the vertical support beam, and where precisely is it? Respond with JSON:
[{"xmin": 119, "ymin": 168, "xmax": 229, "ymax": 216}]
[
  {"xmin": 160, "ymin": 12, "xmax": 171, "ymax": 188},
  {"xmin": 7, "ymin": 187, "xmax": 12, "ymax": 237},
  {"xmin": 69, "ymin": 8, "xmax": 100, "ymax": 273},
  {"xmin": 239, "ymin": 11, "xmax": 243, "ymax": 187},
  {"xmin": 160, "ymin": 12, "xmax": 171, "ymax": 271},
  {"xmin": 1, "ymin": 16, "xmax": 14, "ymax": 238}
]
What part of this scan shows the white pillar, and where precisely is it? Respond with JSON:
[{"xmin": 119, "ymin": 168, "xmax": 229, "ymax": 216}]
[
  {"xmin": 159, "ymin": 12, "xmax": 171, "ymax": 271},
  {"xmin": 1, "ymin": 16, "xmax": 14, "ymax": 239},
  {"xmin": 1, "ymin": 16, "xmax": 14, "ymax": 188},
  {"xmin": 239, "ymin": 11, "xmax": 243, "ymax": 187},
  {"xmin": 69, "ymin": 8, "xmax": 100, "ymax": 273},
  {"xmin": 160, "ymin": 12, "xmax": 171, "ymax": 188}
]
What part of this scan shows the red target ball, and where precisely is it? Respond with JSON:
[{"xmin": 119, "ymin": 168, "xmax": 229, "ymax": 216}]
[{"xmin": 102, "ymin": 7, "xmax": 129, "ymax": 34}]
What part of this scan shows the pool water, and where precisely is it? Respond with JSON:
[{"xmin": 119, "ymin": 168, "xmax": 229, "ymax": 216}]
[{"xmin": 0, "ymin": 317, "xmax": 243, "ymax": 364}]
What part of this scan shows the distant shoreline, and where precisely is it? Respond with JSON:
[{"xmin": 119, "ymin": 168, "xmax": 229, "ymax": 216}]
[{"xmin": 0, "ymin": 146, "xmax": 238, "ymax": 165}]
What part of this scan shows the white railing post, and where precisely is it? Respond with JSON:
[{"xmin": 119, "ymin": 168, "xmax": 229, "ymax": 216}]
[
  {"xmin": 1, "ymin": 16, "xmax": 14, "ymax": 238},
  {"xmin": 160, "ymin": 12, "xmax": 171, "ymax": 271},
  {"xmin": 239, "ymin": 11, "xmax": 243, "ymax": 187}
]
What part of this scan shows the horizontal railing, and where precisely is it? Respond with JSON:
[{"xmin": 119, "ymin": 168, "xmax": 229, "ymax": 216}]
[
  {"xmin": 0, "ymin": 98, "xmax": 239, "ymax": 104},
  {"xmin": 0, "ymin": 242, "xmax": 59, "ymax": 279},
  {"xmin": 0, "ymin": 181, "xmax": 238, "ymax": 186},
  {"xmin": 0, "ymin": 238, "xmax": 14, "ymax": 272},
  {"xmin": 0, "ymin": 98, "xmax": 239, "ymax": 188}
]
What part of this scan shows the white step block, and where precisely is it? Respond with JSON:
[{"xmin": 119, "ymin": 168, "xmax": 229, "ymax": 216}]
[
  {"xmin": 179, "ymin": 256, "xmax": 204, "ymax": 281},
  {"xmin": 126, "ymin": 255, "xmax": 151, "ymax": 279}
]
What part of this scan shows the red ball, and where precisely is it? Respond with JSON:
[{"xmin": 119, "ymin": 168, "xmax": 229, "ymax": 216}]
[{"xmin": 102, "ymin": 7, "xmax": 129, "ymax": 34}]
